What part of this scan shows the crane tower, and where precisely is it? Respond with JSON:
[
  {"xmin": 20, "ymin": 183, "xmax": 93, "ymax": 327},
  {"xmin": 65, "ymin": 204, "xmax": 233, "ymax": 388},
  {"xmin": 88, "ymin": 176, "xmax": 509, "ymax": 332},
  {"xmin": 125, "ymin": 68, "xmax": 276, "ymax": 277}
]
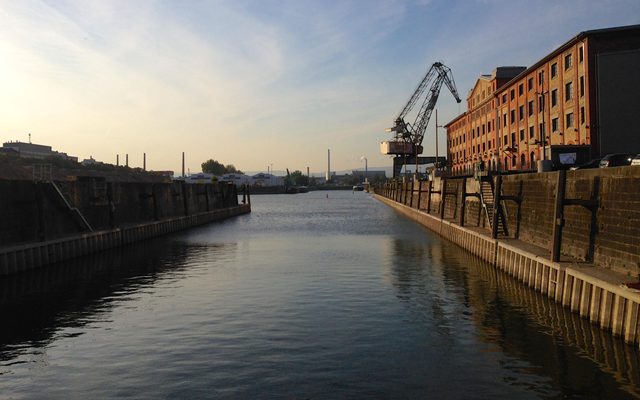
[{"xmin": 381, "ymin": 62, "xmax": 461, "ymax": 177}]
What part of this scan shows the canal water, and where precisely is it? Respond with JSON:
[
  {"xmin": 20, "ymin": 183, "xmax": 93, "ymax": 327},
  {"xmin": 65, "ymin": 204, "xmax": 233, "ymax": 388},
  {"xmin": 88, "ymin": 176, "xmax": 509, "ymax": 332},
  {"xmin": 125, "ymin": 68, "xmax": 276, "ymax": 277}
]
[{"xmin": 1, "ymin": 191, "xmax": 639, "ymax": 399}]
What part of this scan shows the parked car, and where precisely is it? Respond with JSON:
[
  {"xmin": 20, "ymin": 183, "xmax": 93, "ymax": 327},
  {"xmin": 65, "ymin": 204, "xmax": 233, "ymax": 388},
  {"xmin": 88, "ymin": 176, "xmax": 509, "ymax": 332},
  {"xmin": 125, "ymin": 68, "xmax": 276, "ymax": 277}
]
[
  {"xmin": 599, "ymin": 153, "xmax": 633, "ymax": 168},
  {"xmin": 570, "ymin": 158, "xmax": 601, "ymax": 170},
  {"xmin": 631, "ymin": 154, "xmax": 640, "ymax": 166}
]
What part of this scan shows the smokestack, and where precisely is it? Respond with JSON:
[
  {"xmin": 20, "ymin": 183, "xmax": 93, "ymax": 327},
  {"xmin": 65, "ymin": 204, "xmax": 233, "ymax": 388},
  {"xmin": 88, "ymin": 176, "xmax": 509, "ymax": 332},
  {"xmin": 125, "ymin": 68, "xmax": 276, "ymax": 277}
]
[
  {"xmin": 116, "ymin": 154, "xmax": 119, "ymax": 166},
  {"xmin": 182, "ymin": 152, "xmax": 185, "ymax": 178},
  {"xmin": 126, "ymin": 154, "xmax": 129, "ymax": 167},
  {"xmin": 307, "ymin": 166, "xmax": 309, "ymax": 181},
  {"xmin": 143, "ymin": 153, "xmax": 146, "ymax": 171},
  {"xmin": 326, "ymin": 149, "xmax": 331, "ymax": 182}
]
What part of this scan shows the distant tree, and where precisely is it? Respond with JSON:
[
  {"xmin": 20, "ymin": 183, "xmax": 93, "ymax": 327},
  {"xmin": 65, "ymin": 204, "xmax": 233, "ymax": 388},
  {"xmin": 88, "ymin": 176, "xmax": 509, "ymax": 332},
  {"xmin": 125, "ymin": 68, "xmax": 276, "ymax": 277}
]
[
  {"xmin": 289, "ymin": 170, "xmax": 309, "ymax": 186},
  {"xmin": 201, "ymin": 159, "xmax": 243, "ymax": 175},
  {"xmin": 225, "ymin": 164, "xmax": 243, "ymax": 175}
]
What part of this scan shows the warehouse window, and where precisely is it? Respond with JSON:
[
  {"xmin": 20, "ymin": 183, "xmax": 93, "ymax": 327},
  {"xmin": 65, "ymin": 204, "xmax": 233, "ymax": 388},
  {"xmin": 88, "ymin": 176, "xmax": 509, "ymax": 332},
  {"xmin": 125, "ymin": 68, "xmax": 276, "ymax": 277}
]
[
  {"xmin": 551, "ymin": 63, "xmax": 557, "ymax": 78},
  {"xmin": 566, "ymin": 112, "xmax": 574, "ymax": 128},
  {"xmin": 579, "ymin": 46, "xmax": 584, "ymax": 63},
  {"xmin": 565, "ymin": 82, "xmax": 573, "ymax": 101},
  {"xmin": 565, "ymin": 53, "xmax": 572, "ymax": 70}
]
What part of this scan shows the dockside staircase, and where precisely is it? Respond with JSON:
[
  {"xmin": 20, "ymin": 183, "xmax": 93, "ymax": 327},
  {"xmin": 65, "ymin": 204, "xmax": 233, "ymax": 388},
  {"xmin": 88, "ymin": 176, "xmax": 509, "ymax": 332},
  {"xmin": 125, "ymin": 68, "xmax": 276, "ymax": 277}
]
[
  {"xmin": 33, "ymin": 163, "xmax": 93, "ymax": 233},
  {"xmin": 479, "ymin": 177, "xmax": 508, "ymax": 237}
]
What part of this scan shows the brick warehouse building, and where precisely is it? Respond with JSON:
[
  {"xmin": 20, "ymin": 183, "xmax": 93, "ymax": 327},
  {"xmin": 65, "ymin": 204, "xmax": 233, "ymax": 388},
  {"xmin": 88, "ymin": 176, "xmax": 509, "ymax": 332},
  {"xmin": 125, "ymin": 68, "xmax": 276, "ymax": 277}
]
[{"xmin": 446, "ymin": 24, "xmax": 640, "ymax": 174}]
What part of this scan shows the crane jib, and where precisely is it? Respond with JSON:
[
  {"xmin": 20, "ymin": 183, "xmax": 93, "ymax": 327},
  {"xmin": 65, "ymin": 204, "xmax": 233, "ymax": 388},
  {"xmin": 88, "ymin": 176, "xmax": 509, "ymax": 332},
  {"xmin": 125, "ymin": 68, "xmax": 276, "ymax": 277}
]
[{"xmin": 382, "ymin": 62, "xmax": 462, "ymax": 158}]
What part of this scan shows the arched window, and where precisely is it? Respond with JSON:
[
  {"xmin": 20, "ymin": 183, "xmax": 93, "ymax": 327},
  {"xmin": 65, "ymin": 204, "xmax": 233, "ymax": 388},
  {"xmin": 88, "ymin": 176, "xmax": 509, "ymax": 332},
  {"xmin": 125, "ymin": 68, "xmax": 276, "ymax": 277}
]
[{"xmin": 512, "ymin": 155, "xmax": 516, "ymax": 168}]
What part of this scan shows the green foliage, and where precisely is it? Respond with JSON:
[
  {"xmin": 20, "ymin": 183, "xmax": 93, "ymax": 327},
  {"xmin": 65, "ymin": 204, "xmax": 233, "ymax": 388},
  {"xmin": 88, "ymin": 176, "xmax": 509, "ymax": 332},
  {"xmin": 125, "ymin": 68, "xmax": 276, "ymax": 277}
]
[
  {"xmin": 289, "ymin": 170, "xmax": 309, "ymax": 186},
  {"xmin": 201, "ymin": 159, "xmax": 243, "ymax": 175}
]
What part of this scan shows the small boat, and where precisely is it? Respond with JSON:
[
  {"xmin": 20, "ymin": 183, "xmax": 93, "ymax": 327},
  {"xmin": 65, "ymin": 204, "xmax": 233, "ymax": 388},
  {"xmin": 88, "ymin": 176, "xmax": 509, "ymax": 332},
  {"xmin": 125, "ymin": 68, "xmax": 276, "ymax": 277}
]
[
  {"xmin": 352, "ymin": 185, "xmax": 364, "ymax": 191},
  {"xmin": 296, "ymin": 186, "xmax": 309, "ymax": 193}
]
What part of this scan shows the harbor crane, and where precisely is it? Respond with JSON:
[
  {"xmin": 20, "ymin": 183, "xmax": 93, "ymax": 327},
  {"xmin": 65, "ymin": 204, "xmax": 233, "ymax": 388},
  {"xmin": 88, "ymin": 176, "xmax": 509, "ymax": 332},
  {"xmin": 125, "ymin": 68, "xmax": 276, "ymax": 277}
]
[{"xmin": 381, "ymin": 62, "xmax": 462, "ymax": 177}]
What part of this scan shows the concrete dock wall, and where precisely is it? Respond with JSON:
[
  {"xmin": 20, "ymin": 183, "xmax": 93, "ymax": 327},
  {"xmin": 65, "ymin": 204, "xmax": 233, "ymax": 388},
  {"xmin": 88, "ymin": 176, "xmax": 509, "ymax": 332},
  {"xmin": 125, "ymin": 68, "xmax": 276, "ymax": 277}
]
[
  {"xmin": 375, "ymin": 166, "xmax": 640, "ymax": 347},
  {"xmin": 0, "ymin": 179, "xmax": 239, "ymax": 246},
  {"xmin": 0, "ymin": 178, "xmax": 250, "ymax": 276},
  {"xmin": 0, "ymin": 204, "xmax": 250, "ymax": 276}
]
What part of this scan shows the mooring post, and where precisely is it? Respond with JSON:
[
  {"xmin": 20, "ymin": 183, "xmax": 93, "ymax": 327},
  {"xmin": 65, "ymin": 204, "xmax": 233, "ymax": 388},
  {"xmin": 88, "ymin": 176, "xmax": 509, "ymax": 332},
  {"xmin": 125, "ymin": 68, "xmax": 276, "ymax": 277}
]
[
  {"xmin": 416, "ymin": 180, "xmax": 422, "ymax": 210},
  {"xmin": 152, "ymin": 184, "xmax": 159, "ymax": 221},
  {"xmin": 551, "ymin": 170, "xmax": 566, "ymax": 262},
  {"xmin": 409, "ymin": 181, "xmax": 414, "ymax": 208},
  {"xmin": 491, "ymin": 175, "xmax": 502, "ymax": 239},
  {"xmin": 427, "ymin": 180, "xmax": 433, "ymax": 213},
  {"xmin": 458, "ymin": 177, "xmax": 466, "ymax": 226},
  {"xmin": 242, "ymin": 185, "xmax": 246, "ymax": 204},
  {"xmin": 439, "ymin": 178, "xmax": 447, "ymax": 220}
]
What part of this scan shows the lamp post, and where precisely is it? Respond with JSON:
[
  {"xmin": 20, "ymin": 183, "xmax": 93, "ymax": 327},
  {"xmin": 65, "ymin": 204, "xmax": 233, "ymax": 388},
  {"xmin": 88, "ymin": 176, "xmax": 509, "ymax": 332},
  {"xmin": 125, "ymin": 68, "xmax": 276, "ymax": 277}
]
[{"xmin": 435, "ymin": 109, "xmax": 445, "ymax": 172}]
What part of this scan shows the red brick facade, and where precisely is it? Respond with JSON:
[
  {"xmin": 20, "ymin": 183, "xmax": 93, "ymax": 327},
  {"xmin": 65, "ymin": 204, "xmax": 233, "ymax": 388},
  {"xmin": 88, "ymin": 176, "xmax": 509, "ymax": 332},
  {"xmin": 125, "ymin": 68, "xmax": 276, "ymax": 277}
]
[{"xmin": 446, "ymin": 25, "xmax": 640, "ymax": 174}]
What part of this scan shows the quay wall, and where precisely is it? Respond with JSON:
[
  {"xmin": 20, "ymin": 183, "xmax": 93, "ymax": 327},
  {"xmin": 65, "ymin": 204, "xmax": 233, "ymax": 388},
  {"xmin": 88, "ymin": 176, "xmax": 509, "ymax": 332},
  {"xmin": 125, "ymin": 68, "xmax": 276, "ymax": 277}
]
[
  {"xmin": 375, "ymin": 165, "xmax": 640, "ymax": 347},
  {"xmin": 0, "ymin": 179, "xmax": 239, "ymax": 246},
  {"xmin": 0, "ymin": 179, "xmax": 250, "ymax": 275}
]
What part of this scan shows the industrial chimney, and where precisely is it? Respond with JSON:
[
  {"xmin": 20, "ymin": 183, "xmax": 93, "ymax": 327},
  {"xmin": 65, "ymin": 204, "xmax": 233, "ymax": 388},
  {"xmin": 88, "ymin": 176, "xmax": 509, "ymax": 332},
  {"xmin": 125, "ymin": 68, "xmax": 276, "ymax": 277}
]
[{"xmin": 326, "ymin": 149, "xmax": 331, "ymax": 183}]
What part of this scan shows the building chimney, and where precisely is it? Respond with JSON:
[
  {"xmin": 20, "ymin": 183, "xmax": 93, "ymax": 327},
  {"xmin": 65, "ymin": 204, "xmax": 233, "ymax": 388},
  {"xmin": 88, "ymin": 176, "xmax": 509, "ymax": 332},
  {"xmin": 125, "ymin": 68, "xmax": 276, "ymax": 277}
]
[
  {"xmin": 182, "ymin": 152, "xmax": 185, "ymax": 178},
  {"xmin": 326, "ymin": 149, "xmax": 331, "ymax": 183},
  {"xmin": 143, "ymin": 153, "xmax": 146, "ymax": 171}
]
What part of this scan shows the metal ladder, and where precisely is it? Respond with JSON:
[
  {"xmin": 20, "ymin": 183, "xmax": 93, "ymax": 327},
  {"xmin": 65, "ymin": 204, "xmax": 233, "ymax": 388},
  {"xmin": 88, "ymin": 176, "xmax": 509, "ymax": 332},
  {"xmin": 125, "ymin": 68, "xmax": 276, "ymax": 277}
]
[{"xmin": 479, "ymin": 177, "xmax": 508, "ymax": 237}]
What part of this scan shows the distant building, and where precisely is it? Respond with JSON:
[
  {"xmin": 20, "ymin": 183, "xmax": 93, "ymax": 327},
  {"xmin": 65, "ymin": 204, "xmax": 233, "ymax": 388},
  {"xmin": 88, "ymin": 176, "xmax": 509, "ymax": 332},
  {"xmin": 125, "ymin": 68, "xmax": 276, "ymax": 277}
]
[
  {"xmin": 219, "ymin": 173, "xmax": 252, "ymax": 186},
  {"xmin": 2, "ymin": 141, "xmax": 78, "ymax": 162},
  {"xmin": 185, "ymin": 173, "xmax": 215, "ymax": 184},
  {"xmin": 446, "ymin": 24, "xmax": 640, "ymax": 174},
  {"xmin": 251, "ymin": 173, "xmax": 283, "ymax": 187},
  {"xmin": 81, "ymin": 156, "xmax": 99, "ymax": 166},
  {"xmin": 351, "ymin": 170, "xmax": 386, "ymax": 181}
]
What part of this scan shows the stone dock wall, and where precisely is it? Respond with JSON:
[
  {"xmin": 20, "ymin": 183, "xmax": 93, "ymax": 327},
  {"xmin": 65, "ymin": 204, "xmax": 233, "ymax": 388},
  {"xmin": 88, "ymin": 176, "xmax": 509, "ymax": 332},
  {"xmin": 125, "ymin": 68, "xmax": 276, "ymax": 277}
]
[
  {"xmin": 0, "ymin": 178, "xmax": 250, "ymax": 275},
  {"xmin": 375, "ymin": 166, "xmax": 640, "ymax": 347}
]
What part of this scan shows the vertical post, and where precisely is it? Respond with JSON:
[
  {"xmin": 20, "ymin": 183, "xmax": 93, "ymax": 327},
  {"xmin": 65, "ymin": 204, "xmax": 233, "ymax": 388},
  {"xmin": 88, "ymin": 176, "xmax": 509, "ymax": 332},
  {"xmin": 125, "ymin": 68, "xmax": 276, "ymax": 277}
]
[
  {"xmin": 35, "ymin": 182, "xmax": 46, "ymax": 241},
  {"xmin": 242, "ymin": 185, "xmax": 247, "ymax": 204},
  {"xmin": 247, "ymin": 186, "xmax": 251, "ymax": 205},
  {"xmin": 409, "ymin": 180, "xmax": 414, "ymax": 208},
  {"xmin": 416, "ymin": 180, "xmax": 422, "ymax": 210},
  {"xmin": 143, "ymin": 153, "xmax": 146, "ymax": 171},
  {"xmin": 491, "ymin": 175, "xmax": 503, "ymax": 239},
  {"xmin": 551, "ymin": 170, "xmax": 566, "ymax": 261},
  {"xmin": 107, "ymin": 182, "xmax": 115, "ymax": 228},
  {"xmin": 151, "ymin": 184, "xmax": 159, "ymax": 221},
  {"xmin": 458, "ymin": 177, "xmax": 466, "ymax": 226},
  {"xmin": 439, "ymin": 178, "xmax": 447, "ymax": 219},
  {"xmin": 427, "ymin": 180, "xmax": 433, "ymax": 213},
  {"xmin": 435, "ymin": 109, "xmax": 439, "ymax": 172},
  {"xmin": 182, "ymin": 152, "xmax": 185, "ymax": 178},
  {"xmin": 182, "ymin": 181, "xmax": 189, "ymax": 216}
]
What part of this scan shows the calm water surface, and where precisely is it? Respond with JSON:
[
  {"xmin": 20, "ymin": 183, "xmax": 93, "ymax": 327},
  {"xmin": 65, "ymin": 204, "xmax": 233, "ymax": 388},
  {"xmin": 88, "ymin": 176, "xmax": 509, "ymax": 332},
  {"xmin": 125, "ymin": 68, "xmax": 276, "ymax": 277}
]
[{"xmin": 1, "ymin": 191, "xmax": 639, "ymax": 399}]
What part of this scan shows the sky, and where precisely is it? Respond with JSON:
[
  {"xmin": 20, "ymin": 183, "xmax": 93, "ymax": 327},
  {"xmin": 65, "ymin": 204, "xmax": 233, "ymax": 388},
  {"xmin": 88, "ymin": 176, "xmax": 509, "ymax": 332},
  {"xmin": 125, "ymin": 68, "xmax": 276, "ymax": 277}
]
[{"xmin": 1, "ymin": 0, "xmax": 639, "ymax": 175}]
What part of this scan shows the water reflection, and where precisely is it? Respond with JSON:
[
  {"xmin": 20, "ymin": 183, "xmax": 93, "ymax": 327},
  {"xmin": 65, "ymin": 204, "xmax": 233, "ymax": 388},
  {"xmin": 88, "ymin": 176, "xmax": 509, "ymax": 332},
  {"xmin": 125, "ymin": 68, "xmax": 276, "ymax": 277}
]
[
  {"xmin": 0, "ymin": 237, "xmax": 236, "ymax": 365},
  {"xmin": 387, "ymin": 236, "xmax": 640, "ymax": 398}
]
